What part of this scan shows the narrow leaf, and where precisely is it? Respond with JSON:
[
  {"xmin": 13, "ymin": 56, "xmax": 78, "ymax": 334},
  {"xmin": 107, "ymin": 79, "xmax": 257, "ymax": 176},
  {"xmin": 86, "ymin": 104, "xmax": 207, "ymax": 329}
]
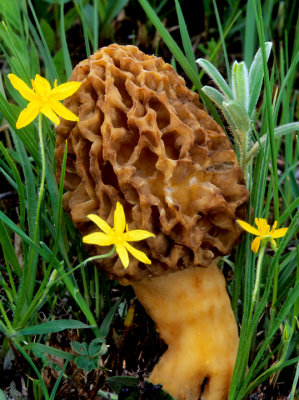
[
  {"xmin": 175, "ymin": 0, "xmax": 197, "ymax": 73},
  {"xmin": 231, "ymin": 61, "xmax": 249, "ymax": 111},
  {"xmin": 0, "ymin": 220, "xmax": 22, "ymax": 277},
  {"xmin": 16, "ymin": 319, "xmax": 93, "ymax": 336},
  {"xmin": 25, "ymin": 342, "xmax": 76, "ymax": 362},
  {"xmin": 223, "ymin": 100, "xmax": 250, "ymax": 133},
  {"xmin": 60, "ymin": 1, "xmax": 73, "ymax": 78},
  {"xmin": 201, "ymin": 86, "xmax": 225, "ymax": 109},
  {"xmin": 247, "ymin": 122, "xmax": 299, "ymax": 161},
  {"xmin": 99, "ymin": 292, "xmax": 126, "ymax": 338},
  {"xmin": 248, "ymin": 41, "xmax": 272, "ymax": 116},
  {"xmin": 49, "ymin": 359, "xmax": 69, "ymax": 400},
  {"xmin": 196, "ymin": 58, "xmax": 233, "ymax": 99}
]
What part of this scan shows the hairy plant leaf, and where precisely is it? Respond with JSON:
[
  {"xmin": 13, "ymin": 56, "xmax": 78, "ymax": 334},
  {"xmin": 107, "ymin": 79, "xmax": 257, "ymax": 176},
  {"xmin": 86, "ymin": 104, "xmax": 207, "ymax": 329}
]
[
  {"xmin": 231, "ymin": 61, "xmax": 249, "ymax": 111},
  {"xmin": 248, "ymin": 41, "xmax": 272, "ymax": 117},
  {"xmin": 201, "ymin": 85, "xmax": 225, "ymax": 109},
  {"xmin": 196, "ymin": 58, "xmax": 233, "ymax": 99},
  {"xmin": 223, "ymin": 100, "xmax": 250, "ymax": 133}
]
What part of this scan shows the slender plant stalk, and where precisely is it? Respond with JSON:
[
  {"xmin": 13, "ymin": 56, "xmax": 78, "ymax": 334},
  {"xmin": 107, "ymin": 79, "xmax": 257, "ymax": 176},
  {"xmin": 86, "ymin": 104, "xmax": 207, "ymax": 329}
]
[
  {"xmin": 13, "ymin": 114, "xmax": 46, "ymax": 327},
  {"xmin": 250, "ymin": 242, "xmax": 266, "ymax": 317},
  {"xmin": 94, "ymin": 265, "xmax": 101, "ymax": 320},
  {"xmin": 0, "ymin": 301, "xmax": 14, "ymax": 335},
  {"xmin": 253, "ymin": 0, "xmax": 279, "ymax": 222},
  {"xmin": 13, "ymin": 340, "xmax": 50, "ymax": 400}
]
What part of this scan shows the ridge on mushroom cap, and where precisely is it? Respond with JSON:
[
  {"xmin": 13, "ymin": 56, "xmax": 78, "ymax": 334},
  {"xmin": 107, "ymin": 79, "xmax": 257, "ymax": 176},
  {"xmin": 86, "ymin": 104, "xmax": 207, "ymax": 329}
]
[{"xmin": 55, "ymin": 44, "xmax": 249, "ymax": 284}]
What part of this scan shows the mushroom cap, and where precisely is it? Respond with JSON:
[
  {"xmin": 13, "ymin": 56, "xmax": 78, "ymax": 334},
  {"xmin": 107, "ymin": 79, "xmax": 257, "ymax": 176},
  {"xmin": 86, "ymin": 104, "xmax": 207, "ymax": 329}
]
[{"xmin": 55, "ymin": 44, "xmax": 249, "ymax": 284}]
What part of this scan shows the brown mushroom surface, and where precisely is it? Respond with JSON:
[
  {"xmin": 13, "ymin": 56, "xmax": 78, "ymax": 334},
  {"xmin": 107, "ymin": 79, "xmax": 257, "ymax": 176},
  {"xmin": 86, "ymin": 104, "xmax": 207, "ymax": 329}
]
[{"xmin": 55, "ymin": 44, "xmax": 249, "ymax": 400}]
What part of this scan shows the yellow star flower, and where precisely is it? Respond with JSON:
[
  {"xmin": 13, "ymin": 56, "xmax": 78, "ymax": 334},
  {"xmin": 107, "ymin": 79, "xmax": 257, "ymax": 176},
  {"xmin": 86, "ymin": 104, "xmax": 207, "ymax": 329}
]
[
  {"xmin": 83, "ymin": 202, "xmax": 155, "ymax": 269},
  {"xmin": 8, "ymin": 74, "xmax": 81, "ymax": 129},
  {"xmin": 237, "ymin": 218, "xmax": 288, "ymax": 253}
]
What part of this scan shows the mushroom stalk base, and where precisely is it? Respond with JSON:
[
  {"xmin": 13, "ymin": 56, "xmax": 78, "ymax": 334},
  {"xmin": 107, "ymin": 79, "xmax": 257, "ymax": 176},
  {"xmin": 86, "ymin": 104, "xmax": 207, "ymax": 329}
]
[{"xmin": 132, "ymin": 263, "xmax": 238, "ymax": 400}]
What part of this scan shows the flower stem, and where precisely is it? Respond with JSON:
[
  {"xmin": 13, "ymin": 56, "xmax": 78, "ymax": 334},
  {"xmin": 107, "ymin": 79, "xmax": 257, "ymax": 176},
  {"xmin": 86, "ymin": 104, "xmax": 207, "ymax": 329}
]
[
  {"xmin": 269, "ymin": 261, "xmax": 279, "ymax": 328},
  {"xmin": 249, "ymin": 242, "xmax": 266, "ymax": 318},
  {"xmin": 34, "ymin": 114, "xmax": 46, "ymax": 241},
  {"xmin": 27, "ymin": 114, "xmax": 46, "ymax": 297},
  {"xmin": 13, "ymin": 114, "xmax": 46, "ymax": 327}
]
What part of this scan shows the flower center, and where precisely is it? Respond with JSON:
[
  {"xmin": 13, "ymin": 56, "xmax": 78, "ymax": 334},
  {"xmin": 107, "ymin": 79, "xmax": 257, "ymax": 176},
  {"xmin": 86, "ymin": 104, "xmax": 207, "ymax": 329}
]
[
  {"xmin": 113, "ymin": 232, "xmax": 126, "ymax": 245},
  {"xmin": 38, "ymin": 93, "xmax": 50, "ymax": 103}
]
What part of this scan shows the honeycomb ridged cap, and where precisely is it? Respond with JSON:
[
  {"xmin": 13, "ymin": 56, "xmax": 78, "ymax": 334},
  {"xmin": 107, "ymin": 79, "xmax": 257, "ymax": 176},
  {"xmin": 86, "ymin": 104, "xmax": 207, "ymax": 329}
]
[{"xmin": 55, "ymin": 44, "xmax": 249, "ymax": 284}]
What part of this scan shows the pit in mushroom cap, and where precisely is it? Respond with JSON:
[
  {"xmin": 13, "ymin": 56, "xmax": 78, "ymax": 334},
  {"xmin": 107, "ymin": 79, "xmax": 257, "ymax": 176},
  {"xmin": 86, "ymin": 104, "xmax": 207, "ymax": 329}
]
[{"xmin": 55, "ymin": 44, "xmax": 249, "ymax": 283}]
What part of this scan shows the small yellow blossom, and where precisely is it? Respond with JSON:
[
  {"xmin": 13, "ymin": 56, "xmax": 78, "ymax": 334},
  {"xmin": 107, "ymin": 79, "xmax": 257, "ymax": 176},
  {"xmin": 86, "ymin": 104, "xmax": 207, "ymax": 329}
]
[
  {"xmin": 8, "ymin": 74, "xmax": 81, "ymax": 129},
  {"xmin": 83, "ymin": 202, "xmax": 155, "ymax": 269},
  {"xmin": 237, "ymin": 218, "xmax": 288, "ymax": 253}
]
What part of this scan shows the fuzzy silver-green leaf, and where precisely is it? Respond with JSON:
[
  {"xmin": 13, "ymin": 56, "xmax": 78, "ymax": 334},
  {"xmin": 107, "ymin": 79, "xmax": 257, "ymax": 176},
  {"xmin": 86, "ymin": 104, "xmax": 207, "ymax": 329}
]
[
  {"xmin": 248, "ymin": 42, "xmax": 272, "ymax": 117},
  {"xmin": 232, "ymin": 61, "xmax": 249, "ymax": 111},
  {"xmin": 196, "ymin": 58, "xmax": 233, "ymax": 99}
]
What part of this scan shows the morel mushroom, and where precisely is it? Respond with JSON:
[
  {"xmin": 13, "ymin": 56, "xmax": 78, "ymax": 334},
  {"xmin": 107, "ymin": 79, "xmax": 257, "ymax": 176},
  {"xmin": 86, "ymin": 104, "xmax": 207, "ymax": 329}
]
[{"xmin": 55, "ymin": 44, "xmax": 249, "ymax": 400}]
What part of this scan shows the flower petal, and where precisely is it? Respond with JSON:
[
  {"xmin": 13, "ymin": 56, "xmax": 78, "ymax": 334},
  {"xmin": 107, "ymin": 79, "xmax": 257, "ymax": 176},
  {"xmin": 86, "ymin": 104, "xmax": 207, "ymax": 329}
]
[
  {"xmin": 124, "ymin": 242, "xmax": 151, "ymax": 264},
  {"xmin": 116, "ymin": 244, "xmax": 129, "ymax": 268},
  {"xmin": 126, "ymin": 229, "xmax": 155, "ymax": 242},
  {"xmin": 114, "ymin": 202, "xmax": 126, "ymax": 234},
  {"xmin": 8, "ymin": 74, "xmax": 37, "ymax": 102},
  {"xmin": 50, "ymin": 81, "xmax": 82, "ymax": 101},
  {"xmin": 237, "ymin": 219, "xmax": 260, "ymax": 235},
  {"xmin": 16, "ymin": 101, "xmax": 40, "ymax": 129},
  {"xmin": 40, "ymin": 105, "xmax": 60, "ymax": 125},
  {"xmin": 251, "ymin": 237, "xmax": 261, "ymax": 253},
  {"xmin": 83, "ymin": 232, "xmax": 114, "ymax": 246},
  {"xmin": 270, "ymin": 221, "xmax": 278, "ymax": 232},
  {"xmin": 255, "ymin": 218, "xmax": 270, "ymax": 234},
  {"xmin": 87, "ymin": 214, "xmax": 113, "ymax": 234},
  {"xmin": 271, "ymin": 227, "xmax": 288, "ymax": 239},
  {"xmin": 32, "ymin": 74, "xmax": 51, "ymax": 96},
  {"xmin": 48, "ymin": 100, "xmax": 79, "ymax": 122}
]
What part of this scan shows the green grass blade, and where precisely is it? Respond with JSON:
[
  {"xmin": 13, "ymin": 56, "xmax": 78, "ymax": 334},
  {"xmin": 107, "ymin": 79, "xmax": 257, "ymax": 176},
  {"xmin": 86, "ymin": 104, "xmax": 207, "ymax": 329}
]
[
  {"xmin": 241, "ymin": 280, "xmax": 299, "ymax": 394},
  {"xmin": 26, "ymin": 0, "xmax": 59, "ymax": 82},
  {"xmin": 253, "ymin": 0, "xmax": 279, "ymax": 221},
  {"xmin": 102, "ymin": 0, "xmax": 129, "ymax": 33},
  {"xmin": 243, "ymin": 357, "xmax": 299, "ymax": 399},
  {"xmin": 49, "ymin": 359, "xmax": 69, "ymax": 400},
  {"xmin": 244, "ymin": 0, "xmax": 257, "ymax": 67},
  {"xmin": 13, "ymin": 341, "xmax": 50, "ymax": 400},
  {"xmin": 0, "ymin": 220, "xmax": 22, "ymax": 277},
  {"xmin": 0, "ymin": 142, "xmax": 25, "ymax": 231},
  {"xmin": 174, "ymin": 0, "xmax": 197, "ymax": 73},
  {"xmin": 26, "ymin": 342, "xmax": 76, "ymax": 362},
  {"xmin": 60, "ymin": 1, "xmax": 73, "ymax": 78},
  {"xmin": 289, "ymin": 360, "xmax": 299, "ymax": 400},
  {"xmin": 212, "ymin": 0, "xmax": 231, "ymax": 85},
  {"xmin": 93, "ymin": 0, "xmax": 99, "ymax": 52},
  {"xmin": 99, "ymin": 291, "xmax": 126, "ymax": 338},
  {"xmin": 12, "ymin": 133, "xmax": 37, "ymax": 237},
  {"xmin": 73, "ymin": 0, "xmax": 91, "ymax": 57},
  {"xmin": 16, "ymin": 319, "xmax": 94, "ymax": 336}
]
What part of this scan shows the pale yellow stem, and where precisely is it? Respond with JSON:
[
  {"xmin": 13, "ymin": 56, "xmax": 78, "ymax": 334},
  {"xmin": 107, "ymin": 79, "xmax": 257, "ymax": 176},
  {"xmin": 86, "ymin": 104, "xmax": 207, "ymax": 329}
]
[{"xmin": 132, "ymin": 262, "xmax": 239, "ymax": 400}]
